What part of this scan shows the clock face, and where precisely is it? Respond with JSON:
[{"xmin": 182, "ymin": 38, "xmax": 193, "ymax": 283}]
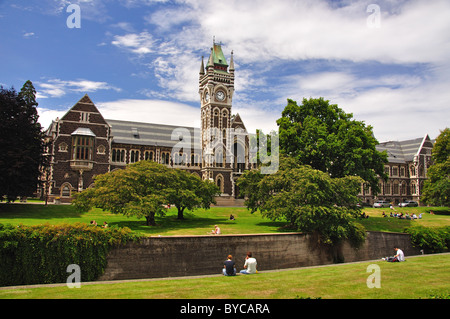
[
  {"xmin": 204, "ymin": 92, "xmax": 210, "ymax": 102},
  {"xmin": 216, "ymin": 91, "xmax": 225, "ymax": 101}
]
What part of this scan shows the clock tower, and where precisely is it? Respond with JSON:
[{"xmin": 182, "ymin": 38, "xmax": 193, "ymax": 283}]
[{"xmin": 199, "ymin": 41, "xmax": 235, "ymax": 195}]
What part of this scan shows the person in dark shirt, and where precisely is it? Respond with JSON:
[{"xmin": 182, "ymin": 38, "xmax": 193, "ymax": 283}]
[{"xmin": 223, "ymin": 255, "xmax": 236, "ymax": 276}]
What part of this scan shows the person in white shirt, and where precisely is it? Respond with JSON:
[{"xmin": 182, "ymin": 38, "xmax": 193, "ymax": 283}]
[
  {"xmin": 240, "ymin": 252, "xmax": 258, "ymax": 274},
  {"xmin": 383, "ymin": 247, "xmax": 404, "ymax": 262}
]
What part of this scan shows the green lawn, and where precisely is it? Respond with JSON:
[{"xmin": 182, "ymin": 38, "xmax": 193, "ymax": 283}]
[
  {"xmin": 0, "ymin": 203, "xmax": 449, "ymax": 236},
  {"xmin": 1, "ymin": 254, "xmax": 448, "ymax": 299},
  {"xmin": 0, "ymin": 203, "xmax": 288, "ymax": 236}
]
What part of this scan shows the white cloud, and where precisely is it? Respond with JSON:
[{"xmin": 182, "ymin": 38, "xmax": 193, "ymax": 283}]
[
  {"xmin": 97, "ymin": 99, "xmax": 201, "ymax": 128},
  {"xmin": 37, "ymin": 78, "xmax": 121, "ymax": 98},
  {"xmin": 181, "ymin": 0, "xmax": 450, "ymax": 65},
  {"xmin": 37, "ymin": 107, "xmax": 67, "ymax": 129},
  {"xmin": 111, "ymin": 31, "xmax": 155, "ymax": 55},
  {"xmin": 23, "ymin": 32, "xmax": 35, "ymax": 38}
]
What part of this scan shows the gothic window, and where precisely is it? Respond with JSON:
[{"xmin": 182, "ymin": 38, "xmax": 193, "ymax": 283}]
[
  {"xmin": 384, "ymin": 182, "xmax": 391, "ymax": 195},
  {"xmin": 393, "ymin": 181, "xmax": 399, "ymax": 195},
  {"xmin": 130, "ymin": 150, "xmax": 140, "ymax": 163},
  {"xmin": 216, "ymin": 175, "xmax": 224, "ymax": 193},
  {"xmin": 384, "ymin": 166, "xmax": 390, "ymax": 176},
  {"xmin": 61, "ymin": 184, "xmax": 71, "ymax": 197},
  {"xmin": 145, "ymin": 151, "xmax": 154, "ymax": 161},
  {"xmin": 410, "ymin": 182, "xmax": 417, "ymax": 195},
  {"xmin": 112, "ymin": 149, "xmax": 126, "ymax": 163},
  {"xmin": 161, "ymin": 152, "xmax": 170, "ymax": 165},
  {"xmin": 400, "ymin": 167, "xmax": 405, "ymax": 177},
  {"xmin": 400, "ymin": 182, "xmax": 407, "ymax": 195},
  {"xmin": 392, "ymin": 167, "xmax": 398, "ymax": 176},
  {"xmin": 72, "ymin": 135, "xmax": 94, "ymax": 161}
]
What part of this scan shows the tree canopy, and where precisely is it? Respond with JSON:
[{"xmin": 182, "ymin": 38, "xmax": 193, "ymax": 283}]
[
  {"xmin": 73, "ymin": 161, "xmax": 219, "ymax": 225},
  {"xmin": 276, "ymin": 97, "xmax": 387, "ymax": 193},
  {"xmin": 237, "ymin": 156, "xmax": 366, "ymax": 247},
  {"xmin": 0, "ymin": 81, "xmax": 46, "ymax": 201},
  {"xmin": 422, "ymin": 128, "xmax": 450, "ymax": 206}
]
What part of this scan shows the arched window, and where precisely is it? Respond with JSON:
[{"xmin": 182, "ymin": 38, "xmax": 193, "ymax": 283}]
[
  {"xmin": 130, "ymin": 150, "xmax": 140, "ymax": 163},
  {"xmin": 216, "ymin": 174, "xmax": 224, "ymax": 193},
  {"xmin": 61, "ymin": 184, "xmax": 71, "ymax": 197},
  {"xmin": 145, "ymin": 151, "xmax": 154, "ymax": 161}
]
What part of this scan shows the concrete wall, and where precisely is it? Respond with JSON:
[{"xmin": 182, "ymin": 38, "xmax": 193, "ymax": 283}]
[{"xmin": 99, "ymin": 231, "xmax": 420, "ymax": 281}]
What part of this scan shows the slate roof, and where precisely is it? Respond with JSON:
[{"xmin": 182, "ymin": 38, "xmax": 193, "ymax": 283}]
[
  {"xmin": 106, "ymin": 119, "xmax": 200, "ymax": 148},
  {"xmin": 376, "ymin": 136, "xmax": 431, "ymax": 164}
]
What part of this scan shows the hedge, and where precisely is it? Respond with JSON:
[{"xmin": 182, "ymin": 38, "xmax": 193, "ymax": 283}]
[
  {"xmin": 0, "ymin": 223, "xmax": 141, "ymax": 287},
  {"xmin": 405, "ymin": 225, "xmax": 450, "ymax": 254}
]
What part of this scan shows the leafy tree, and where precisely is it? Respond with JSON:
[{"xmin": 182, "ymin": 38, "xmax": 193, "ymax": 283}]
[
  {"xmin": 73, "ymin": 161, "xmax": 219, "ymax": 225},
  {"xmin": 237, "ymin": 156, "xmax": 366, "ymax": 247},
  {"xmin": 276, "ymin": 97, "xmax": 387, "ymax": 193},
  {"xmin": 0, "ymin": 81, "xmax": 46, "ymax": 201},
  {"xmin": 166, "ymin": 168, "xmax": 219, "ymax": 220},
  {"xmin": 422, "ymin": 128, "xmax": 450, "ymax": 206}
]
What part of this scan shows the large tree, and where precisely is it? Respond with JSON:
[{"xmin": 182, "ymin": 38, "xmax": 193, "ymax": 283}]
[
  {"xmin": 237, "ymin": 156, "xmax": 366, "ymax": 247},
  {"xmin": 276, "ymin": 97, "xmax": 387, "ymax": 193},
  {"xmin": 73, "ymin": 161, "xmax": 219, "ymax": 226},
  {"xmin": 166, "ymin": 168, "xmax": 220, "ymax": 220},
  {"xmin": 422, "ymin": 128, "xmax": 450, "ymax": 206},
  {"xmin": 0, "ymin": 81, "xmax": 46, "ymax": 201}
]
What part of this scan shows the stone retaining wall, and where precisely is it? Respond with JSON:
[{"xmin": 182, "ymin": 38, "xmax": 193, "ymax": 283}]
[{"xmin": 99, "ymin": 231, "xmax": 420, "ymax": 281}]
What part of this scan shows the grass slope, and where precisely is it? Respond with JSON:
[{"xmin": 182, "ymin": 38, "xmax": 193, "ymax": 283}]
[
  {"xmin": 1, "ymin": 203, "xmax": 449, "ymax": 236},
  {"xmin": 0, "ymin": 254, "xmax": 449, "ymax": 299}
]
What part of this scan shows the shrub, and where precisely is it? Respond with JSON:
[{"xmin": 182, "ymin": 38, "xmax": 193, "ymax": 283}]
[
  {"xmin": 0, "ymin": 223, "xmax": 140, "ymax": 286},
  {"xmin": 405, "ymin": 225, "xmax": 450, "ymax": 254}
]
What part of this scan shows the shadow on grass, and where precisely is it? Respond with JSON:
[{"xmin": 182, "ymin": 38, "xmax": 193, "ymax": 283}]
[
  {"xmin": 0, "ymin": 203, "xmax": 83, "ymax": 219},
  {"xmin": 112, "ymin": 212, "xmax": 227, "ymax": 236}
]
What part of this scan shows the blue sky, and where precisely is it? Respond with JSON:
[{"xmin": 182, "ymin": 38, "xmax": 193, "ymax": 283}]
[{"xmin": 1, "ymin": 0, "xmax": 449, "ymax": 142}]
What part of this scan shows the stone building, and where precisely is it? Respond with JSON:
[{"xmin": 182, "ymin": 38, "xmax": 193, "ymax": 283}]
[
  {"xmin": 359, "ymin": 134, "xmax": 434, "ymax": 205},
  {"xmin": 42, "ymin": 42, "xmax": 251, "ymax": 204}
]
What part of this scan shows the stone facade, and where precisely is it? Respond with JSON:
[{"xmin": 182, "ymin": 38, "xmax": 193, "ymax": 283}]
[
  {"xmin": 359, "ymin": 135, "xmax": 434, "ymax": 206},
  {"xmin": 41, "ymin": 43, "xmax": 250, "ymax": 203}
]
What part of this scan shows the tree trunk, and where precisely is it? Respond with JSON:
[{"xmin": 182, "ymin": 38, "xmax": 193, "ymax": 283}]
[
  {"xmin": 145, "ymin": 214, "xmax": 156, "ymax": 226},
  {"xmin": 177, "ymin": 207, "xmax": 185, "ymax": 220}
]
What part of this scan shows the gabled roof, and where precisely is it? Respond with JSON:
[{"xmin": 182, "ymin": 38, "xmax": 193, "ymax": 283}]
[
  {"xmin": 231, "ymin": 113, "xmax": 247, "ymax": 131},
  {"xmin": 60, "ymin": 94, "xmax": 108, "ymax": 125},
  {"xmin": 376, "ymin": 135, "xmax": 433, "ymax": 164}
]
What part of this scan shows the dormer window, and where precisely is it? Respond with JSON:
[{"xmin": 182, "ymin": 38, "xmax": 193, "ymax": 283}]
[{"xmin": 132, "ymin": 127, "xmax": 139, "ymax": 138}]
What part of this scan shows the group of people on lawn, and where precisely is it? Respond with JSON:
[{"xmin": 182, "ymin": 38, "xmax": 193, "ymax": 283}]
[
  {"xmin": 222, "ymin": 252, "xmax": 258, "ymax": 276},
  {"xmin": 382, "ymin": 211, "xmax": 422, "ymax": 220},
  {"xmin": 221, "ymin": 247, "xmax": 404, "ymax": 277}
]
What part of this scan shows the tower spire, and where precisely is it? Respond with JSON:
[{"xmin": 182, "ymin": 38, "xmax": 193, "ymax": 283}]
[
  {"xmin": 229, "ymin": 50, "xmax": 235, "ymax": 71},
  {"xmin": 199, "ymin": 56, "xmax": 205, "ymax": 75}
]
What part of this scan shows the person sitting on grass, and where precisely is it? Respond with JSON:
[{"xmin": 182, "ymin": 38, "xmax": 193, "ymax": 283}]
[
  {"xmin": 382, "ymin": 247, "xmax": 405, "ymax": 262},
  {"xmin": 240, "ymin": 252, "xmax": 258, "ymax": 274},
  {"xmin": 223, "ymin": 255, "xmax": 236, "ymax": 276},
  {"xmin": 209, "ymin": 225, "xmax": 221, "ymax": 235}
]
